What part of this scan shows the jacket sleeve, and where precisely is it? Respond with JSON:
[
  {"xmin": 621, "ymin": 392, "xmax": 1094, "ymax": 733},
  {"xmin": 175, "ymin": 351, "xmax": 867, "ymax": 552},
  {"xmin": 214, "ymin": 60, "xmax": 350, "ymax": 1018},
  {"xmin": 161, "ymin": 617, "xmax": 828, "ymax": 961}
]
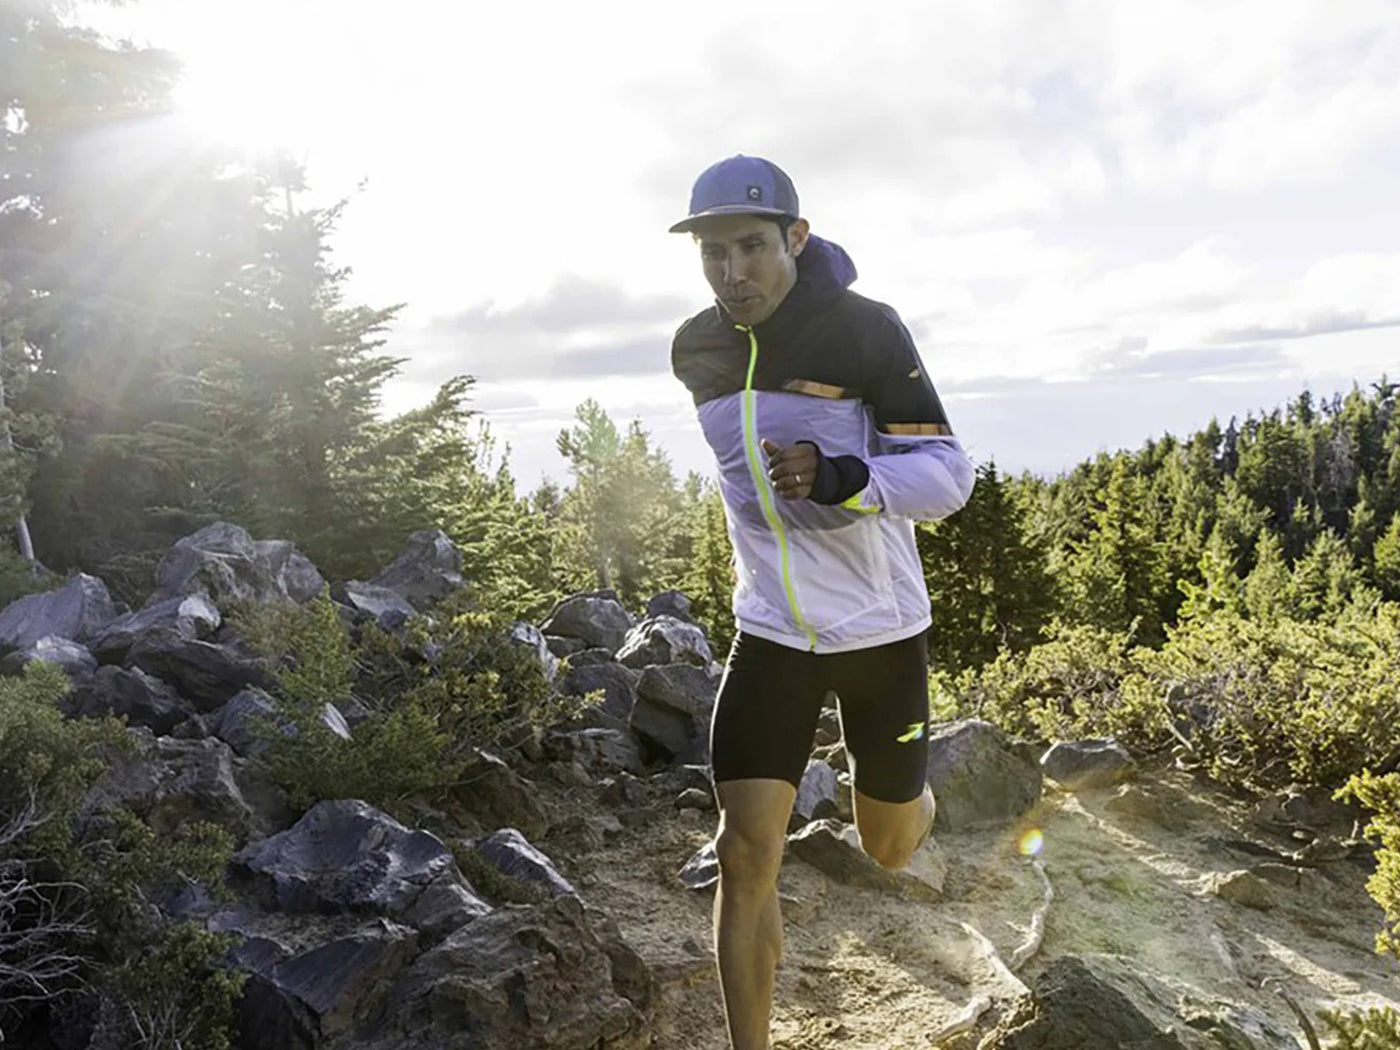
[{"xmin": 842, "ymin": 307, "xmax": 974, "ymax": 521}]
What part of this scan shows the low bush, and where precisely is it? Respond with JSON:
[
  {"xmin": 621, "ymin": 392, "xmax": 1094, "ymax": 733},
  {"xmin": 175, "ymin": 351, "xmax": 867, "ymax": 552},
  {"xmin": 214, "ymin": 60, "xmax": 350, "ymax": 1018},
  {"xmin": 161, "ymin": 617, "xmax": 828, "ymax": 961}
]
[{"xmin": 1319, "ymin": 1005, "xmax": 1400, "ymax": 1048}]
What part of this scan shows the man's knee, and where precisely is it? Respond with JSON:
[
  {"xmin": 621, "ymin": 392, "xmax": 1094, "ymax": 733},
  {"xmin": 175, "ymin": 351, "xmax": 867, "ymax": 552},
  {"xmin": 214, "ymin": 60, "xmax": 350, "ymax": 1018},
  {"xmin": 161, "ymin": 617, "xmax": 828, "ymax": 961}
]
[{"xmin": 715, "ymin": 824, "xmax": 785, "ymax": 889}]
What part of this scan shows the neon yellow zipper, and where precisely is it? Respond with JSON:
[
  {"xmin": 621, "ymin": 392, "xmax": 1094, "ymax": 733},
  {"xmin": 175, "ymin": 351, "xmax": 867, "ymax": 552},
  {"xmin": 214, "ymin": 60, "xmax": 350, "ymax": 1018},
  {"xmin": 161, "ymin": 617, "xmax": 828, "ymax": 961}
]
[{"xmin": 738, "ymin": 325, "xmax": 818, "ymax": 650}]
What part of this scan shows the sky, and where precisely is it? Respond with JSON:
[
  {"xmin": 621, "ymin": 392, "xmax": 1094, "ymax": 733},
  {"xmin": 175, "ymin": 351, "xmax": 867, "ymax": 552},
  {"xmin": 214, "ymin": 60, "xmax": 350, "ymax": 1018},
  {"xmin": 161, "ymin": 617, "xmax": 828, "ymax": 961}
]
[{"xmin": 76, "ymin": 0, "xmax": 1400, "ymax": 488}]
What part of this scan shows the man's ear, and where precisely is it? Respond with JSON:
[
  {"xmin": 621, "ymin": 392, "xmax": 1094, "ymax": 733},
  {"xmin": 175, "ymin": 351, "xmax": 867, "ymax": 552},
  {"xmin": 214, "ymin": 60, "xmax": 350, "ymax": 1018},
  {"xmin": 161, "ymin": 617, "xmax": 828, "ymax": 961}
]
[{"xmin": 788, "ymin": 218, "xmax": 810, "ymax": 256}]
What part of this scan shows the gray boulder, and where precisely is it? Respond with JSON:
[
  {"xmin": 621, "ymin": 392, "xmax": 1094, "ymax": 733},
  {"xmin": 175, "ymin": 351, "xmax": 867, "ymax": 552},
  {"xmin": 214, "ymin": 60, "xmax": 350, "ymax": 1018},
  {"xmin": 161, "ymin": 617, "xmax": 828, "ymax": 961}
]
[
  {"xmin": 254, "ymin": 539, "xmax": 328, "ymax": 604},
  {"xmin": 616, "ymin": 616, "xmax": 713, "ymax": 669},
  {"xmin": 541, "ymin": 591, "xmax": 635, "ymax": 655},
  {"xmin": 235, "ymin": 799, "xmax": 484, "ymax": 919},
  {"xmin": 983, "ymin": 953, "xmax": 1301, "ymax": 1049},
  {"xmin": 629, "ymin": 663, "xmax": 717, "ymax": 760},
  {"xmin": 153, "ymin": 522, "xmax": 323, "ymax": 607},
  {"xmin": 368, "ymin": 529, "xmax": 466, "ymax": 610},
  {"xmin": 794, "ymin": 759, "xmax": 840, "ymax": 823},
  {"xmin": 453, "ymin": 750, "xmax": 549, "ymax": 840},
  {"xmin": 214, "ymin": 910, "xmax": 420, "ymax": 1049},
  {"xmin": 67, "ymin": 665, "xmax": 187, "ymax": 735},
  {"xmin": 475, "ymin": 828, "xmax": 578, "ymax": 899},
  {"xmin": 546, "ymin": 634, "xmax": 588, "ymax": 659},
  {"xmin": 339, "ymin": 580, "xmax": 418, "ymax": 631},
  {"xmin": 87, "ymin": 593, "xmax": 221, "ymax": 665},
  {"xmin": 125, "ymin": 628, "xmax": 273, "ymax": 712},
  {"xmin": 926, "ymin": 719, "xmax": 1041, "ymax": 831},
  {"xmin": 787, "ymin": 819, "xmax": 903, "ymax": 892},
  {"xmin": 1041, "ymin": 738, "xmax": 1137, "ymax": 791},
  {"xmin": 646, "ymin": 590, "xmax": 694, "ymax": 622},
  {"xmin": 1, "ymin": 634, "xmax": 98, "ymax": 681},
  {"xmin": 373, "ymin": 896, "xmax": 651, "ymax": 1050},
  {"xmin": 561, "ymin": 660, "xmax": 640, "ymax": 720},
  {"xmin": 209, "ymin": 688, "xmax": 351, "ymax": 758},
  {"xmin": 508, "ymin": 620, "xmax": 559, "ymax": 682},
  {"xmin": 0, "ymin": 573, "xmax": 116, "ymax": 652},
  {"xmin": 678, "ymin": 841, "xmax": 719, "ymax": 890},
  {"xmin": 543, "ymin": 727, "xmax": 646, "ymax": 776},
  {"xmin": 88, "ymin": 733, "xmax": 271, "ymax": 845}
]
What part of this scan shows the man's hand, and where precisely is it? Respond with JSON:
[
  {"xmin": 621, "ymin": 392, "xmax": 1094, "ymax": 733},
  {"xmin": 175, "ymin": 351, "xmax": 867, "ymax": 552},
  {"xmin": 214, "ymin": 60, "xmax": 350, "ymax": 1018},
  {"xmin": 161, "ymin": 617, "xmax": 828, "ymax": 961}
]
[{"xmin": 760, "ymin": 438, "xmax": 818, "ymax": 500}]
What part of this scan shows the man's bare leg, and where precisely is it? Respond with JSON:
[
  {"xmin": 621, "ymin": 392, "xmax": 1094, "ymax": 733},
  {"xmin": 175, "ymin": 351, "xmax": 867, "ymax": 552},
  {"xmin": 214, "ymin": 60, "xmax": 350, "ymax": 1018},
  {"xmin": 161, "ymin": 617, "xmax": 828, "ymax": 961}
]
[
  {"xmin": 713, "ymin": 778, "xmax": 797, "ymax": 1050},
  {"xmin": 851, "ymin": 783, "xmax": 935, "ymax": 870}
]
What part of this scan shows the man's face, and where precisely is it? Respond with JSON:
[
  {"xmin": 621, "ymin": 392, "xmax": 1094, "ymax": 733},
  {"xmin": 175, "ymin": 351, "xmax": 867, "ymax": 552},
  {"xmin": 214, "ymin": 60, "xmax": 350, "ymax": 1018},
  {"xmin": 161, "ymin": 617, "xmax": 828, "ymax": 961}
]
[{"xmin": 692, "ymin": 214, "xmax": 809, "ymax": 326}]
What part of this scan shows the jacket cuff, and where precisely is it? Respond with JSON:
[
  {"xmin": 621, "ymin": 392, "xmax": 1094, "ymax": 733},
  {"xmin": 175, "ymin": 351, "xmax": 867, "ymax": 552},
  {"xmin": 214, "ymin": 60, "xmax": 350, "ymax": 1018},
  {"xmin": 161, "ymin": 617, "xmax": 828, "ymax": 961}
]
[{"xmin": 797, "ymin": 441, "xmax": 871, "ymax": 504}]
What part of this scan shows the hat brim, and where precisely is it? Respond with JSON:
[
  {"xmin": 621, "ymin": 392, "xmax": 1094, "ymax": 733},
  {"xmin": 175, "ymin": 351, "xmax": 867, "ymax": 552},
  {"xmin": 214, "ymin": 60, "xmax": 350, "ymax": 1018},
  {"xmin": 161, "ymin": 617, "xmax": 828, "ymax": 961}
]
[{"xmin": 668, "ymin": 204, "xmax": 793, "ymax": 234}]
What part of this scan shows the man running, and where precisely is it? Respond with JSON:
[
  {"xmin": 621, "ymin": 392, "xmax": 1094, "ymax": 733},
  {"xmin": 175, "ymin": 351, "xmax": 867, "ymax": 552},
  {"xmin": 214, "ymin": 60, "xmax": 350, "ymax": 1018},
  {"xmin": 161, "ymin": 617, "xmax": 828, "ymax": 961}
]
[{"xmin": 669, "ymin": 155, "xmax": 975, "ymax": 1050}]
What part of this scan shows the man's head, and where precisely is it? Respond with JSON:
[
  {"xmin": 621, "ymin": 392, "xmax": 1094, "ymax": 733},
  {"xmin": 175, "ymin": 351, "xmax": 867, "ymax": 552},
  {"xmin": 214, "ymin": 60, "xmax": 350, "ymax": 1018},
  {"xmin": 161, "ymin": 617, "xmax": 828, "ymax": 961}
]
[{"xmin": 671, "ymin": 155, "xmax": 810, "ymax": 325}]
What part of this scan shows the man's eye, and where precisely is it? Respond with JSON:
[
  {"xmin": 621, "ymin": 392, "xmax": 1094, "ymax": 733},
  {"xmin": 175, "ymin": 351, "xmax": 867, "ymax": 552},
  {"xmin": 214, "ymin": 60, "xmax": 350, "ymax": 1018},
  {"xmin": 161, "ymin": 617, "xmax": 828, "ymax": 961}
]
[{"xmin": 701, "ymin": 247, "xmax": 725, "ymax": 260}]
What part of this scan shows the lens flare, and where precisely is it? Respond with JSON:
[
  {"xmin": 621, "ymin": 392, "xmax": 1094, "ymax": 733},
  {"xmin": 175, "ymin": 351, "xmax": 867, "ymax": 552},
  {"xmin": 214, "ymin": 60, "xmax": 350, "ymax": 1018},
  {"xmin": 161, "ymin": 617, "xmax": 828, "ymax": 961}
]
[{"xmin": 1018, "ymin": 828, "xmax": 1044, "ymax": 857}]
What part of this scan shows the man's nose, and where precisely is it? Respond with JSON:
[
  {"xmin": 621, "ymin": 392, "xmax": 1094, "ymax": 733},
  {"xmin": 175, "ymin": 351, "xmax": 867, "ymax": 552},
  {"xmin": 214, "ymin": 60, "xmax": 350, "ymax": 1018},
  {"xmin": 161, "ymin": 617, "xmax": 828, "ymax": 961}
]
[{"xmin": 721, "ymin": 253, "xmax": 748, "ymax": 284}]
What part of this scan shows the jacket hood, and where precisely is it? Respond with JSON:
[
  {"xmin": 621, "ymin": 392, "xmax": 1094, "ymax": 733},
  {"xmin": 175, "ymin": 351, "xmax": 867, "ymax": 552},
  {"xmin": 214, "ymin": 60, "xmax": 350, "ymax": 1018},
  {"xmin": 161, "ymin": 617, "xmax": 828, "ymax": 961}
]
[{"xmin": 796, "ymin": 235, "xmax": 858, "ymax": 300}]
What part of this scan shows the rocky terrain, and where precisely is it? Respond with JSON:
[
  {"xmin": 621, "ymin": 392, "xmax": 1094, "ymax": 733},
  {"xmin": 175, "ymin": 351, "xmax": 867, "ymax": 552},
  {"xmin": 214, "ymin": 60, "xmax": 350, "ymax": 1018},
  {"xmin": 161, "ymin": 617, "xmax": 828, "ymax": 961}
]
[{"xmin": 1, "ymin": 522, "xmax": 1397, "ymax": 1049}]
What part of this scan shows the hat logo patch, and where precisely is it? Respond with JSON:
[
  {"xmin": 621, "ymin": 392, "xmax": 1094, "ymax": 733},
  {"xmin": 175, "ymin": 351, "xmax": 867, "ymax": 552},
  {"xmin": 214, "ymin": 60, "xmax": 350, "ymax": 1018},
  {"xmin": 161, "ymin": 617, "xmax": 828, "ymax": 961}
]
[{"xmin": 747, "ymin": 185, "xmax": 763, "ymax": 201}]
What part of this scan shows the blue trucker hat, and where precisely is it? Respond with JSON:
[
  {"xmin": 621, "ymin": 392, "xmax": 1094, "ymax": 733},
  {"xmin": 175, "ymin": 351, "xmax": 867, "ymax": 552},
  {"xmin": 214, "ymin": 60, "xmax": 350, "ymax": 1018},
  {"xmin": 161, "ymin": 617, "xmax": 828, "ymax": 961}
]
[{"xmin": 669, "ymin": 155, "xmax": 800, "ymax": 233}]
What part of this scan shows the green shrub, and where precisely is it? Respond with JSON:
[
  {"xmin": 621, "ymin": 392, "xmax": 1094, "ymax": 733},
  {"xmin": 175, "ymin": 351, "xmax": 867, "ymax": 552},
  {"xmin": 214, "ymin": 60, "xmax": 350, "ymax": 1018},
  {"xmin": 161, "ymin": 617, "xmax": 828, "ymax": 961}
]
[
  {"xmin": 1319, "ymin": 1005, "xmax": 1400, "ymax": 1049},
  {"xmin": 450, "ymin": 841, "xmax": 548, "ymax": 906},
  {"xmin": 235, "ymin": 591, "xmax": 568, "ymax": 817},
  {"xmin": 0, "ymin": 662, "xmax": 241, "ymax": 1046},
  {"xmin": 944, "ymin": 622, "xmax": 1158, "ymax": 747},
  {"xmin": 1337, "ymin": 770, "xmax": 1400, "ymax": 963}
]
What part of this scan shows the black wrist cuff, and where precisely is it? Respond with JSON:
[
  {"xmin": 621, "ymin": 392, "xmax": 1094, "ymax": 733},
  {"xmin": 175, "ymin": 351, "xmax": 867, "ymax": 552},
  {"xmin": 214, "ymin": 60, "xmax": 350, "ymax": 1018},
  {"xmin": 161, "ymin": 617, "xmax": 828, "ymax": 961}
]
[{"xmin": 797, "ymin": 441, "xmax": 871, "ymax": 504}]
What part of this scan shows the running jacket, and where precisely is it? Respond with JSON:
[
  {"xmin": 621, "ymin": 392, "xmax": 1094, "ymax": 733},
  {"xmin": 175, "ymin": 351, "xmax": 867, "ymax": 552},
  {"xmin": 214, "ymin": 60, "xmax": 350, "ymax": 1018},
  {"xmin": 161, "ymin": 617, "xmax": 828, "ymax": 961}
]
[{"xmin": 672, "ymin": 236, "xmax": 974, "ymax": 654}]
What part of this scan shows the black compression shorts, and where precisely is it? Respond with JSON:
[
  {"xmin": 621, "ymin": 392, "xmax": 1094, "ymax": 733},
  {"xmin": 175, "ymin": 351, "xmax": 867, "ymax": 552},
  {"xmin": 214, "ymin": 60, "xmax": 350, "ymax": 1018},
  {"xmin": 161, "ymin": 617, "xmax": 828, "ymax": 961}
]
[{"xmin": 710, "ymin": 629, "xmax": 930, "ymax": 804}]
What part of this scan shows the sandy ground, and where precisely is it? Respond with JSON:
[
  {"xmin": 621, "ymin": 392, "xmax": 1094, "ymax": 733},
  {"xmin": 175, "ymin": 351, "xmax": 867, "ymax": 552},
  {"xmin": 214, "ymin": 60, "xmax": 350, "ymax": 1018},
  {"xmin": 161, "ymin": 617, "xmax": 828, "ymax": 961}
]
[{"xmin": 538, "ymin": 762, "xmax": 1400, "ymax": 1050}]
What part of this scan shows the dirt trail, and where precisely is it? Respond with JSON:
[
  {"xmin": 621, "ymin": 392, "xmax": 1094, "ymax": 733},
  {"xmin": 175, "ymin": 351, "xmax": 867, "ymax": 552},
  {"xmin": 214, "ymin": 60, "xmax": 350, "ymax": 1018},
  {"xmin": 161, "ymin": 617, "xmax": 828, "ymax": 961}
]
[{"xmin": 542, "ymin": 766, "xmax": 1400, "ymax": 1049}]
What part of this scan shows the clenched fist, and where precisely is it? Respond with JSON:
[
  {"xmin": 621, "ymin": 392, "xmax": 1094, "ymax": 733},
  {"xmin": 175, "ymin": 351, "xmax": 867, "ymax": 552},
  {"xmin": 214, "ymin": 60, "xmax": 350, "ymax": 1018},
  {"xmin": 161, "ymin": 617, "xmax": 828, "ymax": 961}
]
[{"xmin": 760, "ymin": 438, "xmax": 819, "ymax": 500}]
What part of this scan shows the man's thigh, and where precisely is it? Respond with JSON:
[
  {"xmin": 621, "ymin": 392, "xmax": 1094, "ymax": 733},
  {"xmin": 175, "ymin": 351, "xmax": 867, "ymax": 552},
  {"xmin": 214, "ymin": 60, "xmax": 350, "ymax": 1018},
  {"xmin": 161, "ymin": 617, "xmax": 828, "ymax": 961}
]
[
  {"xmin": 830, "ymin": 630, "xmax": 931, "ymax": 804},
  {"xmin": 711, "ymin": 632, "xmax": 829, "ymax": 790}
]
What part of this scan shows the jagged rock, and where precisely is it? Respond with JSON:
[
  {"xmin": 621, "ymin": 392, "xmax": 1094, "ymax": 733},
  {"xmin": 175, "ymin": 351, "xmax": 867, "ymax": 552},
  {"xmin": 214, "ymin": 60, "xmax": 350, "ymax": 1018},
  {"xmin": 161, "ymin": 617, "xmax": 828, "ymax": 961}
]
[
  {"xmin": 1208, "ymin": 870, "xmax": 1277, "ymax": 911},
  {"xmin": 1252, "ymin": 785, "xmax": 1362, "ymax": 837},
  {"xmin": 88, "ymin": 733, "xmax": 269, "ymax": 845},
  {"xmin": 788, "ymin": 819, "xmax": 903, "ymax": 891},
  {"xmin": 508, "ymin": 621, "xmax": 559, "ymax": 683},
  {"xmin": 476, "ymin": 828, "xmax": 578, "ymax": 899},
  {"xmin": 983, "ymin": 953, "xmax": 1300, "ymax": 1049},
  {"xmin": 209, "ymin": 688, "xmax": 351, "ymax": 758},
  {"xmin": 616, "ymin": 616, "xmax": 713, "ymax": 669},
  {"xmin": 566, "ymin": 647, "xmax": 619, "ymax": 669},
  {"xmin": 541, "ymin": 591, "xmax": 635, "ymax": 655},
  {"xmin": 213, "ymin": 908, "xmax": 420, "ymax": 1049},
  {"xmin": 0, "ymin": 573, "xmax": 116, "ymax": 652},
  {"xmin": 676, "ymin": 788, "xmax": 713, "ymax": 811},
  {"xmin": 646, "ymin": 590, "xmax": 694, "ymax": 622},
  {"xmin": 87, "ymin": 593, "xmax": 222, "ymax": 665},
  {"xmin": 546, "ymin": 634, "xmax": 587, "ymax": 659},
  {"xmin": 124, "ymin": 628, "xmax": 272, "ymax": 712},
  {"xmin": 561, "ymin": 661, "xmax": 639, "ymax": 720},
  {"xmin": 794, "ymin": 759, "xmax": 841, "ymax": 823},
  {"xmin": 813, "ymin": 705, "xmax": 842, "ymax": 747},
  {"xmin": 1041, "ymin": 738, "xmax": 1136, "ymax": 791},
  {"xmin": 67, "ymin": 665, "xmax": 187, "ymax": 735},
  {"xmin": 371, "ymin": 896, "xmax": 651, "ymax": 1050},
  {"xmin": 678, "ymin": 841, "xmax": 719, "ymax": 890},
  {"xmin": 598, "ymin": 773, "xmax": 650, "ymax": 808},
  {"xmin": 153, "ymin": 522, "xmax": 323, "ymax": 607},
  {"xmin": 543, "ymin": 727, "xmax": 646, "ymax": 776},
  {"xmin": 254, "ymin": 539, "xmax": 328, "ymax": 604},
  {"xmin": 235, "ymin": 800, "xmax": 484, "ymax": 920},
  {"xmin": 368, "ymin": 529, "xmax": 466, "ymax": 610},
  {"xmin": 402, "ymin": 871, "xmax": 494, "ymax": 941},
  {"xmin": 926, "ymin": 720, "xmax": 1041, "ymax": 831},
  {"xmin": 339, "ymin": 580, "xmax": 418, "ymax": 630},
  {"xmin": 453, "ymin": 750, "xmax": 549, "ymax": 840},
  {"xmin": 1, "ymin": 634, "xmax": 98, "ymax": 681},
  {"xmin": 629, "ymin": 663, "xmax": 716, "ymax": 760}
]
